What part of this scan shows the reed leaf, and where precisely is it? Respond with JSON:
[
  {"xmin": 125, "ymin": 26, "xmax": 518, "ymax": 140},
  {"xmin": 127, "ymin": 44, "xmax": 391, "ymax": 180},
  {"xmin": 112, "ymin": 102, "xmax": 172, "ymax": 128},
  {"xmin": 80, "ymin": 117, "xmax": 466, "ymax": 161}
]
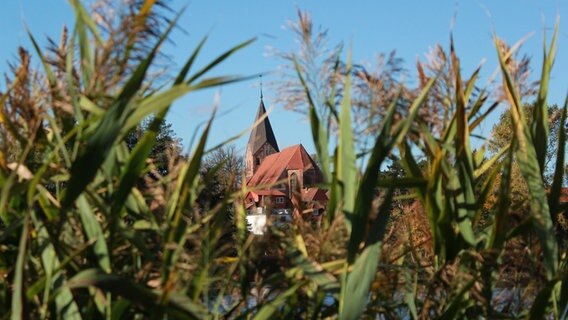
[
  {"xmin": 62, "ymin": 12, "xmax": 180, "ymax": 209},
  {"xmin": 26, "ymin": 30, "xmax": 58, "ymax": 91},
  {"xmin": 161, "ymin": 110, "xmax": 215, "ymax": 285},
  {"xmin": 76, "ymin": 195, "xmax": 111, "ymax": 272},
  {"xmin": 253, "ymin": 283, "xmax": 304, "ymax": 320},
  {"xmin": 186, "ymin": 38, "xmax": 255, "ymax": 84},
  {"xmin": 293, "ymin": 56, "xmax": 331, "ymax": 185},
  {"xmin": 347, "ymin": 91, "xmax": 400, "ymax": 262},
  {"xmin": 67, "ymin": 0, "xmax": 103, "ymax": 44},
  {"xmin": 73, "ymin": 6, "xmax": 94, "ymax": 87},
  {"xmin": 438, "ymin": 279, "xmax": 475, "ymax": 320},
  {"xmin": 495, "ymin": 34, "xmax": 558, "ymax": 279},
  {"xmin": 488, "ymin": 138, "xmax": 514, "ymax": 250},
  {"xmin": 529, "ymin": 279, "xmax": 558, "ymax": 319},
  {"xmin": 548, "ymin": 95, "xmax": 567, "ymax": 228},
  {"xmin": 340, "ymin": 190, "xmax": 393, "ymax": 320},
  {"xmin": 452, "ymin": 45, "xmax": 476, "ymax": 246},
  {"xmin": 10, "ymin": 219, "xmax": 28, "ymax": 320},
  {"xmin": 67, "ymin": 269, "xmax": 207, "ymax": 319},
  {"xmin": 531, "ymin": 20, "xmax": 558, "ymax": 174},
  {"xmin": 559, "ymin": 274, "xmax": 568, "ymax": 319},
  {"xmin": 337, "ymin": 52, "xmax": 356, "ymax": 228}
]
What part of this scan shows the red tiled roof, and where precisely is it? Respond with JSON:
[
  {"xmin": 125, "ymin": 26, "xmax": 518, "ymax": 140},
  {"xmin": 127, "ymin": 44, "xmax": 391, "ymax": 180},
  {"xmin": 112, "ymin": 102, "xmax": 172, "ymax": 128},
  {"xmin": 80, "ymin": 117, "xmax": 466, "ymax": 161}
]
[
  {"xmin": 247, "ymin": 144, "xmax": 318, "ymax": 187},
  {"xmin": 560, "ymin": 188, "xmax": 568, "ymax": 204},
  {"xmin": 302, "ymin": 188, "xmax": 328, "ymax": 202}
]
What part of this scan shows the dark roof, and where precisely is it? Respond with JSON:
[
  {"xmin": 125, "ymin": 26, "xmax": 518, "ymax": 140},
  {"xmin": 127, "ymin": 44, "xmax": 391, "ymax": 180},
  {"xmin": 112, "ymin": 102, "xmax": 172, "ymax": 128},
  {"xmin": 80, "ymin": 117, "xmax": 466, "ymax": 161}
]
[
  {"xmin": 302, "ymin": 188, "xmax": 328, "ymax": 203},
  {"xmin": 247, "ymin": 99, "xmax": 279, "ymax": 154},
  {"xmin": 247, "ymin": 144, "xmax": 319, "ymax": 187}
]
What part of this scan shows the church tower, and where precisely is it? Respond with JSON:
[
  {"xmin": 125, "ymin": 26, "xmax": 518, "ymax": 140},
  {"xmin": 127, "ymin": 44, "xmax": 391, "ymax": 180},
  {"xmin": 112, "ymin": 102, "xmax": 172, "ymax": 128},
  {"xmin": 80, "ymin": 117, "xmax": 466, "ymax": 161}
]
[{"xmin": 245, "ymin": 94, "xmax": 279, "ymax": 179}]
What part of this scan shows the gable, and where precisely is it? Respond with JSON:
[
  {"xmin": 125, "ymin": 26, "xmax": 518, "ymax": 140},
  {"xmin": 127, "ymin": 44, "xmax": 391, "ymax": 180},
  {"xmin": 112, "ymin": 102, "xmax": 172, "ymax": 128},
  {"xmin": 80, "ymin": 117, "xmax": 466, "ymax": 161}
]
[{"xmin": 247, "ymin": 144, "xmax": 322, "ymax": 187}]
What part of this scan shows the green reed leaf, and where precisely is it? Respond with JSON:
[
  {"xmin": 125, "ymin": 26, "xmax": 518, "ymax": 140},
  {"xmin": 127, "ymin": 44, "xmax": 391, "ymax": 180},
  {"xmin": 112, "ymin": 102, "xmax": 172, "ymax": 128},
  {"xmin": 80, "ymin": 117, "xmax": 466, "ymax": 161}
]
[
  {"xmin": 548, "ymin": 95, "xmax": 567, "ymax": 228},
  {"xmin": 67, "ymin": 269, "xmax": 207, "ymax": 319},
  {"xmin": 253, "ymin": 283, "xmax": 303, "ymax": 320},
  {"xmin": 186, "ymin": 38, "xmax": 255, "ymax": 84},
  {"xmin": 531, "ymin": 20, "xmax": 558, "ymax": 175},
  {"xmin": 337, "ymin": 51, "xmax": 357, "ymax": 227},
  {"xmin": 340, "ymin": 190, "xmax": 393, "ymax": 320},
  {"xmin": 77, "ymin": 195, "xmax": 111, "ymax": 272},
  {"xmin": 495, "ymin": 34, "xmax": 558, "ymax": 279},
  {"xmin": 11, "ymin": 219, "xmax": 28, "ymax": 320}
]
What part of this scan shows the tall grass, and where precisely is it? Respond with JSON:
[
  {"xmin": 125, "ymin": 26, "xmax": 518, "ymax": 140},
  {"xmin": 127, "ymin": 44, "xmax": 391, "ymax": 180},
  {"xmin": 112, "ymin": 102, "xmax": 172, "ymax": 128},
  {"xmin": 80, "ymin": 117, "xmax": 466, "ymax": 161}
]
[{"xmin": 1, "ymin": 2, "xmax": 567, "ymax": 319}]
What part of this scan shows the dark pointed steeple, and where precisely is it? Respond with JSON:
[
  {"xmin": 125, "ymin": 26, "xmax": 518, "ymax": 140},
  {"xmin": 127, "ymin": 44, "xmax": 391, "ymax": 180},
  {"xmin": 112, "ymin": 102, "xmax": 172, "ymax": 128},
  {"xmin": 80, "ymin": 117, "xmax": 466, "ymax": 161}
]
[
  {"xmin": 247, "ymin": 97, "xmax": 279, "ymax": 155},
  {"xmin": 245, "ymin": 87, "xmax": 280, "ymax": 179}
]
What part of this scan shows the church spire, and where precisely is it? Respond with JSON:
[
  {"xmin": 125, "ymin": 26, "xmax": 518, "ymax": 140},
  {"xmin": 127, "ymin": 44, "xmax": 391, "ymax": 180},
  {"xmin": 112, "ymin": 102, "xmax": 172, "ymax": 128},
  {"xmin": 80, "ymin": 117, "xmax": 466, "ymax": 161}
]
[
  {"xmin": 260, "ymin": 75, "xmax": 263, "ymax": 100},
  {"xmin": 245, "ymin": 84, "xmax": 279, "ymax": 179},
  {"xmin": 247, "ymin": 97, "xmax": 279, "ymax": 154}
]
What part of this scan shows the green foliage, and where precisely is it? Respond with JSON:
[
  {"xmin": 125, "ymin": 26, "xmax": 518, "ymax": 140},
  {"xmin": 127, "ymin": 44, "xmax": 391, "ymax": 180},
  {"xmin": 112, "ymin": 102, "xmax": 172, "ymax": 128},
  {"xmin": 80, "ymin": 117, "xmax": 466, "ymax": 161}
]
[
  {"xmin": 125, "ymin": 118, "xmax": 182, "ymax": 176},
  {"xmin": 1, "ymin": 3, "xmax": 567, "ymax": 320},
  {"xmin": 0, "ymin": 1, "xmax": 253, "ymax": 318},
  {"xmin": 198, "ymin": 144, "xmax": 244, "ymax": 208}
]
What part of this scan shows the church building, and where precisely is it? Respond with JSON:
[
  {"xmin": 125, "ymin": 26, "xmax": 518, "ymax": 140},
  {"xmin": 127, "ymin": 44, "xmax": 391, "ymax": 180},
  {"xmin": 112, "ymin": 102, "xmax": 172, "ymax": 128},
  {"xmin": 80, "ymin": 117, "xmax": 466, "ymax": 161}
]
[{"xmin": 244, "ymin": 94, "xmax": 328, "ymax": 234}]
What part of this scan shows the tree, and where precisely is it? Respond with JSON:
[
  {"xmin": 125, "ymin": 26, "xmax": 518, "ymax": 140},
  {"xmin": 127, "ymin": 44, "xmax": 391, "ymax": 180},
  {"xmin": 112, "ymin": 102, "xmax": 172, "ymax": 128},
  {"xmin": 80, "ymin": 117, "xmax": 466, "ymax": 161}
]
[
  {"xmin": 198, "ymin": 144, "xmax": 245, "ymax": 208},
  {"xmin": 488, "ymin": 103, "xmax": 566, "ymax": 213},
  {"xmin": 493, "ymin": 104, "xmax": 566, "ymax": 177},
  {"xmin": 490, "ymin": 103, "xmax": 564, "ymax": 181},
  {"xmin": 197, "ymin": 144, "xmax": 245, "ymax": 257},
  {"xmin": 125, "ymin": 116, "xmax": 182, "ymax": 177}
]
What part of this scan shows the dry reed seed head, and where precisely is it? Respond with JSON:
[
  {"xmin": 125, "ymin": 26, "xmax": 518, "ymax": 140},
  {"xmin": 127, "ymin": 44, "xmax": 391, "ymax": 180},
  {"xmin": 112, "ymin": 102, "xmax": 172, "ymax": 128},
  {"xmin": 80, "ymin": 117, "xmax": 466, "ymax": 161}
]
[
  {"xmin": 413, "ymin": 44, "xmax": 461, "ymax": 136},
  {"xmin": 297, "ymin": 9, "xmax": 313, "ymax": 43},
  {"xmin": 495, "ymin": 38, "xmax": 538, "ymax": 103},
  {"xmin": 46, "ymin": 27, "xmax": 71, "ymax": 75},
  {"xmin": 58, "ymin": 26, "xmax": 68, "ymax": 54},
  {"xmin": 15, "ymin": 48, "xmax": 31, "ymax": 80},
  {"xmin": 82, "ymin": 0, "xmax": 174, "ymax": 95},
  {"xmin": 3, "ymin": 48, "xmax": 48, "ymax": 136},
  {"xmin": 274, "ymin": 9, "xmax": 344, "ymax": 125},
  {"xmin": 350, "ymin": 52, "xmax": 405, "ymax": 137},
  {"xmin": 425, "ymin": 44, "xmax": 448, "ymax": 73}
]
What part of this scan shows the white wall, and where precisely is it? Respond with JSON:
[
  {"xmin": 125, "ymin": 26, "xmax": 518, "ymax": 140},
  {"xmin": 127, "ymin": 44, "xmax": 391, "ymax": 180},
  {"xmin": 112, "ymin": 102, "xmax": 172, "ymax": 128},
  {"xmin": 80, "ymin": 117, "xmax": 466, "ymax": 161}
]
[{"xmin": 246, "ymin": 214, "xmax": 267, "ymax": 235}]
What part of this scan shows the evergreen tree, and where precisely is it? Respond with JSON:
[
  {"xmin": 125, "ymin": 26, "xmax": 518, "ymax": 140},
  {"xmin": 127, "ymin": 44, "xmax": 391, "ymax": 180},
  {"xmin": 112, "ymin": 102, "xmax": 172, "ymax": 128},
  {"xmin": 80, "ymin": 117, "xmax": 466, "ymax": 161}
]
[{"xmin": 125, "ymin": 117, "xmax": 182, "ymax": 177}]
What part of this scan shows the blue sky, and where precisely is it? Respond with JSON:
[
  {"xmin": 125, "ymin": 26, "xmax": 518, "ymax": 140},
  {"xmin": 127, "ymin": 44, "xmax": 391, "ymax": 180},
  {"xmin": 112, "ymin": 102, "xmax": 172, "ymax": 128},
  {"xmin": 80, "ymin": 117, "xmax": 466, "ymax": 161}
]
[{"xmin": 1, "ymin": 1, "xmax": 567, "ymax": 155}]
